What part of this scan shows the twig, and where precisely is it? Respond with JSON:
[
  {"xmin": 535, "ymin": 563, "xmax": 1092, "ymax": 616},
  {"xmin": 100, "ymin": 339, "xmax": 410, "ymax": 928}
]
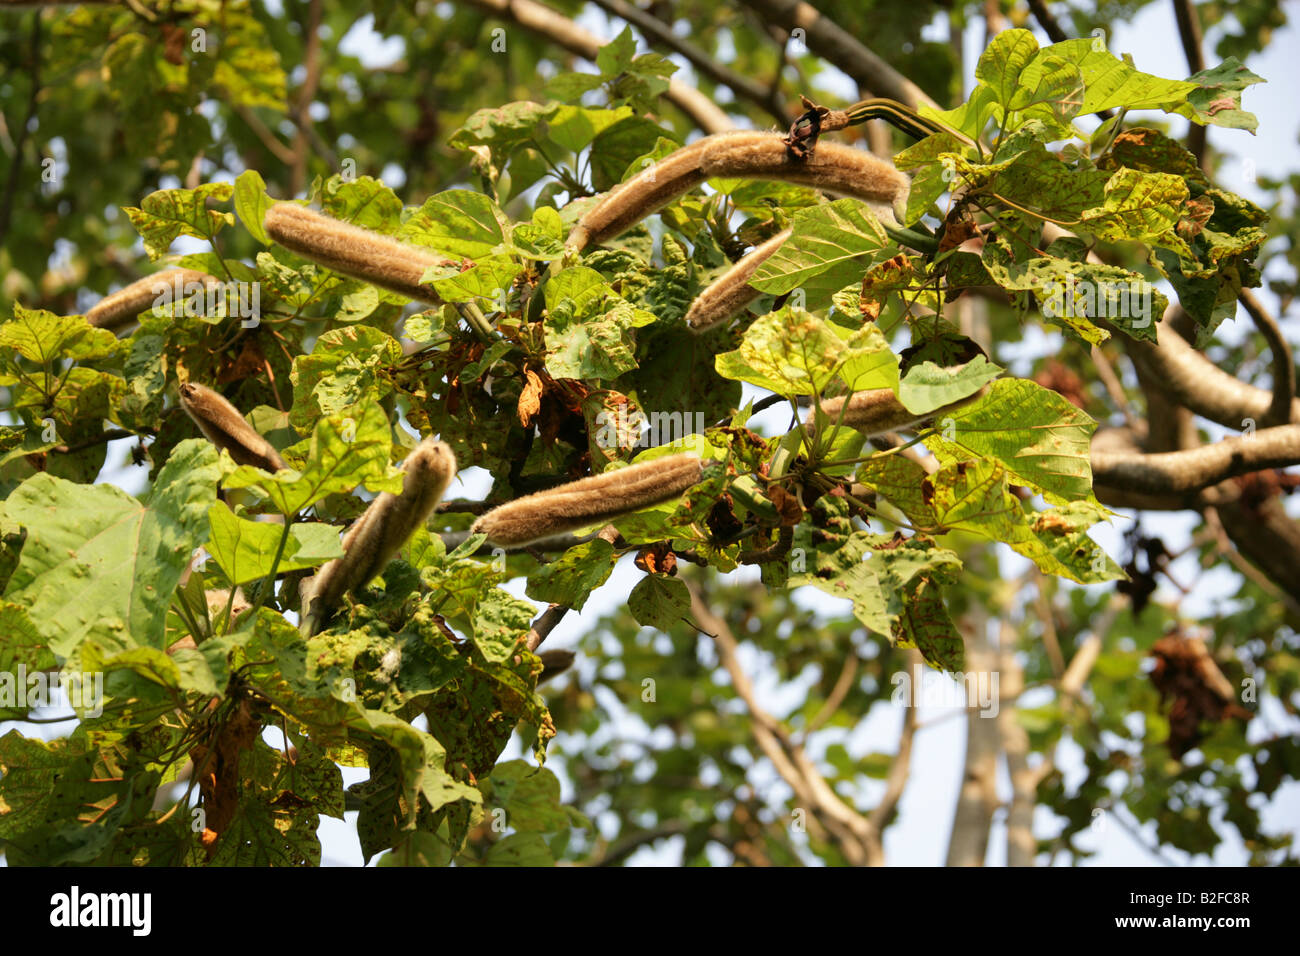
[
  {"xmin": 802, "ymin": 653, "xmax": 859, "ymax": 739},
  {"xmin": 740, "ymin": 0, "xmax": 938, "ymax": 111},
  {"xmin": 1171, "ymin": 0, "xmax": 1208, "ymax": 168},
  {"xmin": 1025, "ymin": 0, "xmax": 1068, "ymax": 43},
  {"xmin": 687, "ymin": 578, "xmax": 883, "ymax": 865},
  {"xmin": 1238, "ymin": 288, "xmax": 1295, "ymax": 426},
  {"xmin": 232, "ymin": 103, "xmax": 298, "ymax": 165},
  {"xmin": 523, "ymin": 524, "xmax": 621, "ymax": 652},
  {"xmin": 52, "ymin": 428, "xmax": 138, "ymax": 455},
  {"xmin": 462, "ymin": 0, "xmax": 735, "ymax": 133},
  {"xmin": 0, "ymin": 13, "xmax": 40, "ymax": 249},
  {"xmin": 868, "ymin": 652, "xmax": 918, "ymax": 833},
  {"xmin": 1091, "ymin": 344, "xmax": 1137, "ymax": 430},
  {"xmin": 1034, "ymin": 573, "xmax": 1065, "ymax": 678},
  {"xmin": 524, "ymin": 604, "xmax": 569, "ymax": 653},
  {"xmin": 1201, "ymin": 505, "xmax": 1300, "ymax": 621},
  {"xmin": 589, "ymin": 0, "xmax": 788, "ymax": 124},
  {"xmin": 290, "ymin": 0, "xmax": 324, "ymax": 197}
]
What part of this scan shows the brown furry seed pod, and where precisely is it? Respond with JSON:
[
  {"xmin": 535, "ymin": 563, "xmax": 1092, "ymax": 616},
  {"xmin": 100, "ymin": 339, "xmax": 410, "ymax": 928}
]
[
  {"xmin": 567, "ymin": 132, "xmax": 909, "ymax": 252},
  {"xmin": 567, "ymin": 146, "xmax": 709, "ymax": 252},
  {"xmin": 300, "ymin": 437, "xmax": 457, "ymax": 636},
  {"xmin": 86, "ymin": 269, "xmax": 221, "ymax": 331},
  {"xmin": 697, "ymin": 133, "xmax": 909, "ymax": 204},
  {"xmin": 472, "ymin": 454, "xmax": 704, "ymax": 548},
  {"xmin": 685, "ymin": 228, "xmax": 792, "ymax": 332},
  {"xmin": 805, "ymin": 386, "xmax": 987, "ymax": 439},
  {"xmin": 179, "ymin": 382, "xmax": 287, "ymax": 473},
  {"xmin": 538, "ymin": 648, "xmax": 576, "ymax": 684},
  {"xmin": 263, "ymin": 203, "xmax": 454, "ymax": 304}
]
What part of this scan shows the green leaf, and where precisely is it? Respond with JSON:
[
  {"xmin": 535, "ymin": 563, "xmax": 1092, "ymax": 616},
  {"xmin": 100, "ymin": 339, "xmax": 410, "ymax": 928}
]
[
  {"xmin": 1, "ymin": 440, "xmax": 220, "ymax": 657},
  {"xmin": 898, "ymin": 355, "xmax": 1002, "ymax": 415},
  {"xmin": 924, "ymin": 378, "xmax": 1097, "ymax": 502},
  {"xmin": 589, "ymin": 116, "xmax": 676, "ymax": 191},
  {"xmin": 749, "ymin": 199, "xmax": 893, "ymax": 309},
  {"xmin": 981, "ymin": 242, "xmax": 1166, "ymax": 344},
  {"xmin": 1080, "ymin": 167, "xmax": 1190, "ymax": 254},
  {"xmin": 892, "ymin": 575, "xmax": 965, "ymax": 671},
  {"xmin": 401, "ymin": 189, "xmax": 510, "ymax": 259},
  {"xmin": 123, "ymin": 183, "xmax": 235, "ymax": 260},
  {"xmin": 627, "ymin": 574, "xmax": 690, "ymax": 630},
  {"xmin": 426, "ymin": 256, "xmax": 522, "ymax": 303},
  {"xmin": 1027, "ymin": 38, "xmax": 1199, "ymax": 116},
  {"xmin": 449, "ymin": 101, "xmax": 559, "ymax": 155},
  {"xmin": 0, "ymin": 306, "xmax": 119, "ymax": 363},
  {"xmin": 205, "ymin": 502, "xmax": 344, "ymax": 585},
  {"xmin": 975, "ymin": 28, "xmax": 1041, "ymax": 111},
  {"xmin": 1175, "ymin": 57, "xmax": 1264, "ymax": 132},
  {"xmin": 543, "ymin": 267, "xmax": 652, "ymax": 380},
  {"xmin": 319, "ymin": 175, "xmax": 403, "ymax": 232},
  {"xmin": 234, "ymin": 169, "xmax": 274, "ymax": 245},
  {"xmin": 714, "ymin": 308, "xmax": 895, "ymax": 397},
  {"xmin": 525, "ymin": 539, "xmax": 616, "ymax": 612},
  {"xmin": 596, "ymin": 26, "xmax": 637, "ymax": 77},
  {"xmin": 225, "ymin": 404, "xmax": 401, "ymax": 515},
  {"xmin": 471, "ymin": 588, "xmax": 538, "ymax": 664},
  {"xmin": 290, "ymin": 325, "xmax": 403, "ymax": 429}
]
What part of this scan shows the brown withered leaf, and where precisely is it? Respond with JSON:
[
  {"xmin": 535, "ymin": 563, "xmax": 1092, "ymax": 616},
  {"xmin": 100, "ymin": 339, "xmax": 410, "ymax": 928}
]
[
  {"xmin": 634, "ymin": 542, "xmax": 679, "ymax": 576},
  {"xmin": 1150, "ymin": 633, "xmax": 1251, "ymax": 759},
  {"xmin": 518, "ymin": 368, "xmax": 544, "ymax": 428},
  {"xmin": 765, "ymin": 483, "xmax": 804, "ymax": 526},
  {"xmin": 161, "ymin": 23, "xmax": 187, "ymax": 65},
  {"xmin": 938, "ymin": 219, "xmax": 979, "ymax": 256},
  {"xmin": 218, "ymin": 334, "xmax": 269, "ymax": 384}
]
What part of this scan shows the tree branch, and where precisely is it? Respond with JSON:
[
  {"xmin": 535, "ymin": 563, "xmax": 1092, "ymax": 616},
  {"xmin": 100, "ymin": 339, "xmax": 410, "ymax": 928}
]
[
  {"xmin": 868, "ymin": 650, "xmax": 918, "ymax": 834},
  {"xmin": 1025, "ymin": 0, "xmax": 1068, "ymax": 43},
  {"xmin": 740, "ymin": 0, "xmax": 939, "ymax": 110},
  {"xmin": 945, "ymin": 596, "xmax": 999, "ymax": 866},
  {"xmin": 0, "ymin": 12, "xmax": 40, "ymax": 249},
  {"xmin": 1091, "ymin": 423, "xmax": 1300, "ymax": 496},
  {"xmin": 462, "ymin": 0, "xmax": 735, "ymax": 133},
  {"xmin": 1238, "ymin": 288, "xmax": 1295, "ymax": 426},
  {"xmin": 996, "ymin": 622, "xmax": 1037, "ymax": 866},
  {"xmin": 1171, "ymin": 0, "xmax": 1208, "ymax": 167},
  {"xmin": 288, "ymin": 0, "xmax": 325, "ymax": 197},
  {"xmin": 687, "ymin": 578, "xmax": 882, "ymax": 865},
  {"xmin": 589, "ymin": 0, "xmax": 788, "ymax": 125}
]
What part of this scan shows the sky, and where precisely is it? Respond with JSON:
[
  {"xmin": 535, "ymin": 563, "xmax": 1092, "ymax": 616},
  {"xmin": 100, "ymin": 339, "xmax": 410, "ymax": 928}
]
[{"xmin": 4, "ymin": 0, "xmax": 1299, "ymax": 867}]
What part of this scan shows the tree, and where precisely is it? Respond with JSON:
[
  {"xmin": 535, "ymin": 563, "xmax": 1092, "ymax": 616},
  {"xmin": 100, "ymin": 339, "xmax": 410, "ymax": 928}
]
[{"xmin": 0, "ymin": 0, "xmax": 1295, "ymax": 867}]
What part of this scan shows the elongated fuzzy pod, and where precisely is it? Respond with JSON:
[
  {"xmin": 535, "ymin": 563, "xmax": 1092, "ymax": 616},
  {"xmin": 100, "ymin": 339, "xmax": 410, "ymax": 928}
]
[
  {"xmin": 805, "ymin": 386, "xmax": 988, "ymax": 439},
  {"xmin": 685, "ymin": 228, "xmax": 792, "ymax": 333},
  {"xmin": 566, "ymin": 147, "xmax": 709, "ymax": 253},
  {"xmin": 263, "ymin": 203, "xmax": 453, "ymax": 304},
  {"xmin": 567, "ymin": 132, "xmax": 909, "ymax": 252},
  {"xmin": 301, "ymin": 437, "xmax": 457, "ymax": 635},
  {"xmin": 179, "ymin": 382, "xmax": 287, "ymax": 473},
  {"xmin": 86, "ymin": 269, "xmax": 221, "ymax": 331},
  {"xmin": 472, "ymin": 454, "xmax": 703, "ymax": 548},
  {"xmin": 538, "ymin": 648, "xmax": 575, "ymax": 684}
]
